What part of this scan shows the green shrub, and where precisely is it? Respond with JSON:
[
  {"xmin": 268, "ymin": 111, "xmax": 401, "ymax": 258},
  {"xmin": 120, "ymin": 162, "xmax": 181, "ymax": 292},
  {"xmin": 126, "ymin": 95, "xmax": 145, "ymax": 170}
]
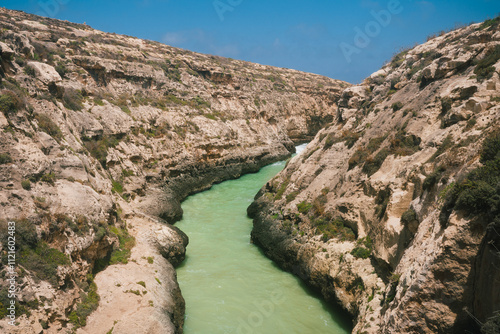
[
  {"xmin": 428, "ymin": 135, "xmax": 453, "ymax": 162},
  {"xmin": 323, "ymin": 133, "xmax": 336, "ymax": 149},
  {"xmin": 390, "ymin": 131, "xmax": 421, "ymax": 156},
  {"xmin": 350, "ymin": 236, "xmax": 373, "ymax": 259},
  {"xmin": 401, "ymin": 208, "xmax": 418, "ymax": 225},
  {"xmin": 297, "ymin": 201, "xmax": 313, "ymax": 214},
  {"xmin": 286, "ymin": 191, "xmax": 299, "ymax": 203},
  {"xmin": 34, "ymin": 113, "xmax": 63, "ymax": 140},
  {"xmin": 69, "ymin": 280, "xmax": 99, "ymax": 328},
  {"xmin": 392, "ymin": 102, "xmax": 404, "ymax": 111},
  {"xmin": 324, "ymin": 131, "xmax": 360, "ymax": 150},
  {"xmin": 351, "ymin": 247, "xmax": 371, "ymax": 259},
  {"xmin": 122, "ymin": 169, "xmax": 134, "ymax": 177},
  {"xmin": 24, "ymin": 66, "xmax": 36, "ymax": 77},
  {"xmin": 83, "ymin": 135, "xmax": 120, "ymax": 168},
  {"xmin": 109, "ymin": 226, "xmax": 135, "ymax": 265},
  {"xmin": 480, "ymin": 132, "xmax": 500, "ymax": 163},
  {"xmin": 111, "ymin": 180, "xmax": 123, "ymax": 194},
  {"xmin": 314, "ymin": 218, "xmax": 355, "ymax": 242},
  {"xmin": 147, "ymin": 256, "xmax": 154, "ymax": 264},
  {"xmin": 474, "ymin": 45, "xmax": 500, "ymax": 81},
  {"xmin": 375, "ymin": 187, "xmax": 391, "ymax": 220},
  {"xmin": 21, "ymin": 179, "xmax": 31, "ymax": 190},
  {"xmin": 0, "ymin": 90, "xmax": 23, "ymax": 114},
  {"xmin": 18, "ymin": 242, "xmax": 70, "ymax": 286},
  {"xmin": 423, "ymin": 166, "xmax": 446, "ymax": 191},
  {"xmin": 41, "ymin": 172, "xmax": 56, "ymax": 185},
  {"xmin": 391, "ymin": 48, "xmax": 410, "ymax": 68},
  {"xmin": 274, "ymin": 179, "xmax": 289, "ymax": 200},
  {"xmin": 0, "ymin": 153, "xmax": 12, "ymax": 164},
  {"xmin": 440, "ymin": 133, "xmax": 500, "ymax": 224},
  {"xmin": 480, "ymin": 15, "xmax": 500, "ymax": 30},
  {"xmin": 55, "ymin": 63, "xmax": 68, "ymax": 78}
]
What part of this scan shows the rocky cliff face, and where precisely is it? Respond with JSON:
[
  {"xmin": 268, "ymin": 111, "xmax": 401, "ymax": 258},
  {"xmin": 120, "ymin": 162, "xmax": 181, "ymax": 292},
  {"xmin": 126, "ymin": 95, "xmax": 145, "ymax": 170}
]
[
  {"xmin": 249, "ymin": 17, "xmax": 500, "ymax": 334},
  {"xmin": 0, "ymin": 8, "xmax": 348, "ymax": 333}
]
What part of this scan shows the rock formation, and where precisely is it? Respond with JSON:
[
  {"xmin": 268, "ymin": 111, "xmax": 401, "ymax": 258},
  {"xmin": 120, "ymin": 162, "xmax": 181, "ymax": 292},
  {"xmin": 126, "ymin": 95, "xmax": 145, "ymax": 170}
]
[
  {"xmin": 0, "ymin": 8, "xmax": 347, "ymax": 333},
  {"xmin": 249, "ymin": 17, "xmax": 500, "ymax": 333}
]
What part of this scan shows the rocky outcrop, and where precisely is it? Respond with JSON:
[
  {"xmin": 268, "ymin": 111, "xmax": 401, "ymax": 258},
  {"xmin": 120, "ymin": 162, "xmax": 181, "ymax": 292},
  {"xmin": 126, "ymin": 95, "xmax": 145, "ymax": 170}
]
[
  {"xmin": 0, "ymin": 8, "xmax": 348, "ymax": 333},
  {"xmin": 250, "ymin": 17, "xmax": 500, "ymax": 333}
]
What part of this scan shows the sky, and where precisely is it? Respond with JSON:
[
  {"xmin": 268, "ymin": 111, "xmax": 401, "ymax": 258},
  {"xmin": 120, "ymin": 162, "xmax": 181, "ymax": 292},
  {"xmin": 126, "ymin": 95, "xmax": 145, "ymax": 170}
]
[{"xmin": 2, "ymin": 0, "xmax": 500, "ymax": 83}]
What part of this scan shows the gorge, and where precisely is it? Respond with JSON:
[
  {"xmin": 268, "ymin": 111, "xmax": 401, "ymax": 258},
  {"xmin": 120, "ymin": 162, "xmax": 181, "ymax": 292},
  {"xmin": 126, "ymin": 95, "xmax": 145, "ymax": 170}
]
[{"xmin": 0, "ymin": 6, "xmax": 499, "ymax": 334}]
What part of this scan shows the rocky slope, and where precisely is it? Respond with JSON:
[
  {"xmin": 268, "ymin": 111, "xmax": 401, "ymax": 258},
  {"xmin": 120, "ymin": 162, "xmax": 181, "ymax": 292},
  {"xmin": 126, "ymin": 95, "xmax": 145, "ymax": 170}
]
[
  {"xmin": 249, "ymin": 17, "xmax": 500, "ymax": 334},
  {"xmin": 0, "ymin": 8, "xmax": 348, "ymax": 333}
]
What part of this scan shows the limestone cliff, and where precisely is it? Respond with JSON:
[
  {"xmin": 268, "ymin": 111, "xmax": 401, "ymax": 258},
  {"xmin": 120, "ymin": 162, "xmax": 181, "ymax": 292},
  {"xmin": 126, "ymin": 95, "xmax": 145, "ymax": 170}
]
[
  {"xmin": 249, "ymin": 17, "xmax": 500, "ymax": 334},
  {"xmin": 0, "ymin": 8, "xmax": 348, "ymax": 333}
]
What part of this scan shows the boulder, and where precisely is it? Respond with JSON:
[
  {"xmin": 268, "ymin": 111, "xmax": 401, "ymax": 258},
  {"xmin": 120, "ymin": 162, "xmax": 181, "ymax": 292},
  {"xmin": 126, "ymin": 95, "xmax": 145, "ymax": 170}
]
[
  {"xmin": 27, "ymin": 61, "xmax": 62, "ymax": 84},
  {"xmin": 153, "ymin": 224, "xmax": 189, "ymax": 267}
]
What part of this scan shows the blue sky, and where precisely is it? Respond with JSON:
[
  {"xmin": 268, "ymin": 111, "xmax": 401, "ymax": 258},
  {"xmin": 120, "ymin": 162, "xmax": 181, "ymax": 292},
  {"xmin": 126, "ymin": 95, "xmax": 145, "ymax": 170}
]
[{"xmin": 2, "ymin": 0, "xmax": 500, "ymax": 83}]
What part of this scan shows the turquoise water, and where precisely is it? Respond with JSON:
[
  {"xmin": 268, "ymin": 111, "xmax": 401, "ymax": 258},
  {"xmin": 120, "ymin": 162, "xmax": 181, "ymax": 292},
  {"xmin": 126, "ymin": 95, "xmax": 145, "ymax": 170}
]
[{"xmin": 176, "ymin": 146, "xmax": 351, "ymax": 334}]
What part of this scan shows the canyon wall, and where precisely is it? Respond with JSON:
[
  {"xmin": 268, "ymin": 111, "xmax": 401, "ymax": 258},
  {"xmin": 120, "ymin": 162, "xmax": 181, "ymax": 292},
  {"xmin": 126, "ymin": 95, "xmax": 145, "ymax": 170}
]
[{"xmin": 249, "ymin": 17, "xmax": 500, "ymax": 334}]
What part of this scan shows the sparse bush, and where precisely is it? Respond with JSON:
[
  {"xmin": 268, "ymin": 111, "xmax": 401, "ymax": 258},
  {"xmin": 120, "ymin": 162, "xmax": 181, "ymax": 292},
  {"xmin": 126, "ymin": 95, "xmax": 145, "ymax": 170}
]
[
  {"xmin": 274, "ymin": 179, "xmax": 289, "ymax": 200},
  {"xmin": 440, "ymin": 132, "xmax": 500, "ymax": 224},
  {"xmin": 392, "ymin": 102, "xmax": 404, "ymax": 111},
  {"xmin": 0, "ymin": 90, "xmax": 23, "ymax": 114},
  {"xmin": 481, "ymin": 311, "xmax": 500, "ymax": 334},
  {"xmin": 390, "ymin": 131, "xmax": 421, "ymax": 156},
  {"xmin": 391, "ymin": 48, "xmax": 410, "ymax": 68},
  {"xmin": 0, "ymin": 153, "xmax": 12, "ymax": 164},
  {"xmin": 297, "ymin": 201, "xmax": 312, "ymax": 214},
  {"xmin": 423, "ymin": 166, "xmax": 446, "ymax": 191},
  {"xmin": 34, "ymin": 113, "xmax": 63, "ymax": 140},
  {"xmin": 21, "ymin": 179, "xmax": 31, "ymax": 190},
  {"xmin": 109, "ymin": 226, "xmax": 135, "ymax": 265},
  {"xmin": 474, "ymin": 45, "xmax": 500, "ymax": 81},
  {"xmin": 41, "ymin": 172, "xmax": 56, "ymax": 186},
  {"xmin": 55, "ymin": 63, "xmax": 68, "ymax": 78},
  {"xmin": 401, "ymin": 208, "xmax": 418, "ymax": 226},
  {"xmin": 111, "ymin": 180, "xmax": 123, "ymax": 194},
  {"xmin": 480, "ymin": 15, "xmax": 500, "ymax": 30},
  {"xmin": 428, "ymin": 135, "xmax": 453, "ymax": 162},
  {"xmin": 314, "ymin": 218, "xmax": 355, "ymax": 242},
  {"xmin": 69, "ymin": 280, "xmax": 99, "ymax": 328},
  {"xmin": 3, "ymin": 220, "xmax": 72, "ymax": 288},
  {"xmin": 286, "ymin": 191, "xmax": 299, "ymax": 203},
  {"xmin": 350, "ymin": 236, "xmax": 373, "ymax": 259},
  {"xmin": 62, "ymin": 88, "xmax": 84, "ymax": 111},
  {"xmin": 351, "ymin": 247, "xmax": 371, "ymax": 259},
  {"xmin": 24, "ymin": 66, "xmax": 36, "ymax": 77},
  {"xmin": 83, "ymin": 135, "xmax": 120, "ymax": 168}
]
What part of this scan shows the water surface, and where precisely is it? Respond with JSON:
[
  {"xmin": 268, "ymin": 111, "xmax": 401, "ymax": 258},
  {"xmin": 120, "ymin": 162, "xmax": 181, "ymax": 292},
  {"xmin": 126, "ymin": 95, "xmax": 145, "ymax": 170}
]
[{"xmin": 176, "ymin": 144, "xmax": 351, "ymax": 333}]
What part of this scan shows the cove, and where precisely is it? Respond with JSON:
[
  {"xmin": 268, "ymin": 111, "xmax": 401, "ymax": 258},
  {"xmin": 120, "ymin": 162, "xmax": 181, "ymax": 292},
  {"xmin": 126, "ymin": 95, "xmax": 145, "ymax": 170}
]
[{"xmin": 176, "ymin": 145, "xmax": 351, "ymax": 334}]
